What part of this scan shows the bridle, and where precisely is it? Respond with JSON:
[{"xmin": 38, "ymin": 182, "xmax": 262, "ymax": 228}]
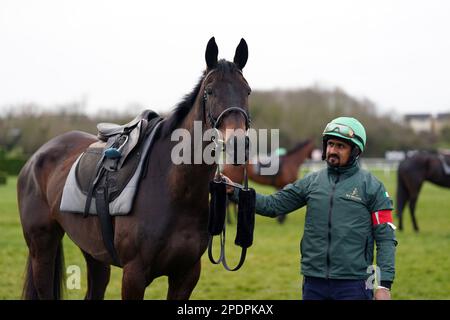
[
  {"xmin": 202, "ymin": 69, "xmax": 251, "ymax": 174},
  {"xmin": 201, "ymin": 69, "xmax": 251, "ymax": 132},
  {"xmin": 203, "ymin": 68, "xmax": 255, "ymax": 272}
]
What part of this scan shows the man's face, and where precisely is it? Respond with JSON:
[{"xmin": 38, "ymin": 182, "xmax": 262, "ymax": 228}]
[{"xmin": 326, "ymin": 138, "xmax": 352, "ymax": 167}]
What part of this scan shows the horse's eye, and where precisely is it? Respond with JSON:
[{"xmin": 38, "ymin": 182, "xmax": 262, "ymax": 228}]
[
  {"xmin": 247, "ymin": 90, "xmax": 251, "ymax": 96},
  {"xmin": 206, "ymin": 86, "xmax": 213, "ymax": 95}
]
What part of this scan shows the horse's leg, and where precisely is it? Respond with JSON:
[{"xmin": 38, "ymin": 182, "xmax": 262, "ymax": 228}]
[
  {"xmin": 407, "ymin": 178, "xmax": 423, "ymax": 232},
  {"xmin": 82, "ymin": 251, "xmax": 111, "ymax": 300},
  {"xmin": 409, "ymin": 194, "xmax": 420, "ymax": 233},
  {"xmin": 121, "ymin": 260, "xmax": 147, "ymax": 300},
  {"xmin": 27, "ymin": 225, "xmax": 65, "ymax": 300},
  {"xmin": 396, "ymin": 172, "xmax": 409, "ymax": 231},
  {"xmin": 19, "ymin": 183, "xmax": 65, "ymax": 300},
  {"xmin": 167, "ymin": 260, "xmax": 201, "ymax": 300}
]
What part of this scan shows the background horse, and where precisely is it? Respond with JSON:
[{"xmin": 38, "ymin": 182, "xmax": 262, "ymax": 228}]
[
  {"xmin": 223, "ymin": 139, "xmax": 315, "ymax": 223},
  {"xmin": 397, "ymin": 151, "xmax": 450, "ymax": 232},
  {"xmin": 17, "ymin": 37, "xmax": 251, "ymax": 300}
]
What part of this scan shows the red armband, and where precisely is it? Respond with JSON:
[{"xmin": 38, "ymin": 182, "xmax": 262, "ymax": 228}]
[{"xmin": 372, "ymin": 210, "xmax": 393, "ymax": 226}]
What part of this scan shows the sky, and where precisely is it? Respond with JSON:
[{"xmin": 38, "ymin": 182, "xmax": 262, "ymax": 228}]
[{"xmin": 1, "ymin": 0, "xmax": 450, "ymax": 117}]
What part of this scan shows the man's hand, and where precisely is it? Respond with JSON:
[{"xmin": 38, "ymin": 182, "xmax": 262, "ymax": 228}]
[{"xmin": 374, "ymin": 287, "xmax": 391, "ymax": 300}]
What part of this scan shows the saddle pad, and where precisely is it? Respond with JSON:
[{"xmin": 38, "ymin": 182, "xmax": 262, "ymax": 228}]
[{"xmin": 60, "ymin": 119, "xmax": 163, "ymax": 215}]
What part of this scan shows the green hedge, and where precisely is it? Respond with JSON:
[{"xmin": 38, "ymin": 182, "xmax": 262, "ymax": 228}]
[
  {"xmin": 0, "ymin": 158, "xmax": 27, "ymax": 175},
  {"xmin": 0, "ymin": 171, "xmax": 7, "ymax": 185}
]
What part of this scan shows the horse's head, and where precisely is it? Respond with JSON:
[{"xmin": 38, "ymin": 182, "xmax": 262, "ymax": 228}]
[
  {"xmin": 306, "ymin": 139, "xmax": 315, "ymax": 158},
  {"xmin": 201, "ymin": 37, "xmax": 251, "ymax": 164}
]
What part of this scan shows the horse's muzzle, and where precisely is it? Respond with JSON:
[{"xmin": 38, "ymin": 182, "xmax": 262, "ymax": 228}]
[{"xmin": 226, "ymin": 134, "xmax": 250, "ymax": 166}]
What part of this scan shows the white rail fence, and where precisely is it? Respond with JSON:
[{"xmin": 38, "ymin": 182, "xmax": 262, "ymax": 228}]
[{"xmin": 302, "ymin": 158, "xmax": 400, "ymax": 176}]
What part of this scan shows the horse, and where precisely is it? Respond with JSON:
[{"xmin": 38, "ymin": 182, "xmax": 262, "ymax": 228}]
[
  {"xmin": 223, "ymin": 139, "xmax": 315, "ymax": 223},
  {"xmin": 17, "ymin": 37, "xmax": 252, "ymax": 300},
  {"xmin": 397, "ymin": 151, "xmax": 450, "ymax": 232}
]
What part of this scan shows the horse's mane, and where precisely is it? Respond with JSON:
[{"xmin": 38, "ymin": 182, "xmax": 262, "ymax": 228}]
[
  {"xmin": 285, "ymin": 139, "xmax": 313, "ymax": 156},
  {"xmin": 162, "ymin": 60, "xmax": 238, "ymax": 136}
]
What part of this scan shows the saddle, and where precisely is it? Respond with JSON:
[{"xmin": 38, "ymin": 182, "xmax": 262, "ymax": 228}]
[
  {"xmin": 438, "ymin": 153, "xmax": 450, "ymax": 175},
  {"xmin": 75, "ymin": 110, "xmax": 162, "ymax": 266}
]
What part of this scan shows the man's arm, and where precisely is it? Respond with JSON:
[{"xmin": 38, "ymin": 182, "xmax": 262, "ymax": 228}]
[
  {"xmin": 372, "ymin": 209, "xmax": 397, "ymax": 300},
  {"xmin": 228, "ymin": 178, "xmax": 308, "ymax": 218},
  {"xmin": 373, "ymin": 220, "xmax": 397, "ymax": 284},
  {"xmin": 368, "ymin": 179, "xmax": 397, "ymax": 300}
]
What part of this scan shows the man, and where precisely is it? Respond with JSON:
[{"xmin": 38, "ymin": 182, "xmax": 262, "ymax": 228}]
[{"xmin": 225, "ymin": 117, "xmax": 397, "ymax": 300}]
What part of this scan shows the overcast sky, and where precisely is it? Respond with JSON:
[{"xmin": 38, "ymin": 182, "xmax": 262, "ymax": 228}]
[{"xmin": 1, "ymin": 0, "xmax": 450, "ymax": 117}]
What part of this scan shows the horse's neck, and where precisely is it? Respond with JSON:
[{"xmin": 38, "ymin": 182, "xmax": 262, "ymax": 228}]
[
  {"xmin": 167, "ymin": 101, "xmax": 217, "ymax": 203},
  {"xmin": 285, "ymin": 144, "xmax": 311, "ymax": 167}
]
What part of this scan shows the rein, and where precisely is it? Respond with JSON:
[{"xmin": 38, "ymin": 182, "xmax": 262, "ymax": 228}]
[
  {"xmin": 203, "ymin": 72, "xmax": 255, "ymax": 271},
  {"xmin": 207, "ymin": 179, "xmax": 255, "ymax": 271}
]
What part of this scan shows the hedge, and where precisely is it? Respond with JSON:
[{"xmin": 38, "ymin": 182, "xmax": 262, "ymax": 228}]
[
  {"xmin": 0, "ymin": 158, "xmax": 27, "ymax": 175},
  {"xmin": 0, "ymin": 171, "xmax": 7, "ymax": 185}
]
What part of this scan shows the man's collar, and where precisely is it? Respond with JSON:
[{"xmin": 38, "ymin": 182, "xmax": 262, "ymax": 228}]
[{"xmin": 327, "ymin": 159, "xmax": 360, "ymax": 177}]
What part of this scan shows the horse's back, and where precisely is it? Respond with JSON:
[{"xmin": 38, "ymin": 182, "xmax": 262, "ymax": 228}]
[
  {"xmin": 398, "ymin": 153, "xmax": 427, "ymax": 172},
  {"xmin": 18, "ymin": 130, "xmax": 97, "ymax": 214}
]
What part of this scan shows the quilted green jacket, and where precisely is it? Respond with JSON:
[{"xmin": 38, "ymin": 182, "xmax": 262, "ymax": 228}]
[{"xmin": 234, "ymin": 161, "xmax": 397, "ymax": 283}]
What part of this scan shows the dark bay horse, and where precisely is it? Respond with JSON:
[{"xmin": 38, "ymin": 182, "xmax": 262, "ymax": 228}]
[
  {"xmin": 17, "ymin": 37, "xmax": 251, "ymax": 299},
  {"xmin": 223, "ymin": 139, "xmax": 314, "ymax": 223},
  {"xmin": 397, "ymin": 151, "xmax": 450, "ymax": 232}
]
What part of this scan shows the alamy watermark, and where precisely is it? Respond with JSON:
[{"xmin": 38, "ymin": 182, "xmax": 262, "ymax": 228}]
[
  {"xmin": 171, "ymin": 121, "xmax": 280, "ymax": 175},
  {"xmin": 66, "ymin": 265, "xmax": 81, "ymax": 290},
  {"xmin": 365, "ymin": 265, "xmax": 381, "ymax": 290}
]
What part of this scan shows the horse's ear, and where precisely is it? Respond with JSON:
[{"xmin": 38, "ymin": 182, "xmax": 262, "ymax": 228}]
[
  {"xmin": 205, "ymin": 37, "xmax": 218, "ymax": 70},
  {"xmin": 233, "ymin": 38, "xmax": 248, "ymax": 70}
]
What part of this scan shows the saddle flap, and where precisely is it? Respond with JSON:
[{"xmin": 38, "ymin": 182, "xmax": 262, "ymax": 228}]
[{"xmin": 75, "ymin": 142, "xmax": 142, "ymax": 201}]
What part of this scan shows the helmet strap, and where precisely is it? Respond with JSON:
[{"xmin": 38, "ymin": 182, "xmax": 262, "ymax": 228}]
[{"xmin": 347, "ymin": 145, "xmax": 361, "ymax": 165}]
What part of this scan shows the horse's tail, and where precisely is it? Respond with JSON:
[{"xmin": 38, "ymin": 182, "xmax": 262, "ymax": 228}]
[
  {"xmin": 396, "ymin": 164, "xmax": 409, "ymax": 226},
  {"xmin": 22, "ymin": 253, "xmax": 38, "ymax": 300},
  {"xmin": 22, "ymin": 241, "xmax": 65, "ymax": 300}
]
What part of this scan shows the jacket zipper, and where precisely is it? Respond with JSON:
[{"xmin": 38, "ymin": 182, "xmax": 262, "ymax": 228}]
[{"xmin": 326, "ymin": 173, "xmax": 340, "ymax": 279}]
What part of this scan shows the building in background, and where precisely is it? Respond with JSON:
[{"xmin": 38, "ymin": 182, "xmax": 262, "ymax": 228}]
[
  {"xmin": 404, "ymin": 113, "xmax": 434, "ymax": 134},
  {"xmin": 404, "ymin": 112, "xmax": 450, "ymax": 135},
  {"xmin": 435, "ymin": 113, "xmax": 450, "ymax": 134}
]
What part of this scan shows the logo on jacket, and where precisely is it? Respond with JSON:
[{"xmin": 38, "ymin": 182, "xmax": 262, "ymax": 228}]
[{"xmin": 346, "ymin": 187, "xmax": 362, "ymax": 201}]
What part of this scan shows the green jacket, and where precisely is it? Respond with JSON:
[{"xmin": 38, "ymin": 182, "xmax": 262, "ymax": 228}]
[{"xmin": 235, "ymin": 161, "xmax": 397, "ymax": 283}]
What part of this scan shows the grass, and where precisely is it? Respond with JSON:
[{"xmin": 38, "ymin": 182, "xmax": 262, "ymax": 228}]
[{"xmin": 1, "ymin": 169, "xmax": 450, "ymax": 300}]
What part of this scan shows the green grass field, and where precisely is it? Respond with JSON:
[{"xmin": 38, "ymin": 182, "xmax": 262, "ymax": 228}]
[{"xmin": 1, "ymin": 170, "xmax": 450, "ymax": 300}]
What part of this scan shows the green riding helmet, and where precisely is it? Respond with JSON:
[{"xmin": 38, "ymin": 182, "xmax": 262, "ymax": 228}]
[{"xmin": 322, "ymin": 117, "xmax": 367, "ymax": 158}]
